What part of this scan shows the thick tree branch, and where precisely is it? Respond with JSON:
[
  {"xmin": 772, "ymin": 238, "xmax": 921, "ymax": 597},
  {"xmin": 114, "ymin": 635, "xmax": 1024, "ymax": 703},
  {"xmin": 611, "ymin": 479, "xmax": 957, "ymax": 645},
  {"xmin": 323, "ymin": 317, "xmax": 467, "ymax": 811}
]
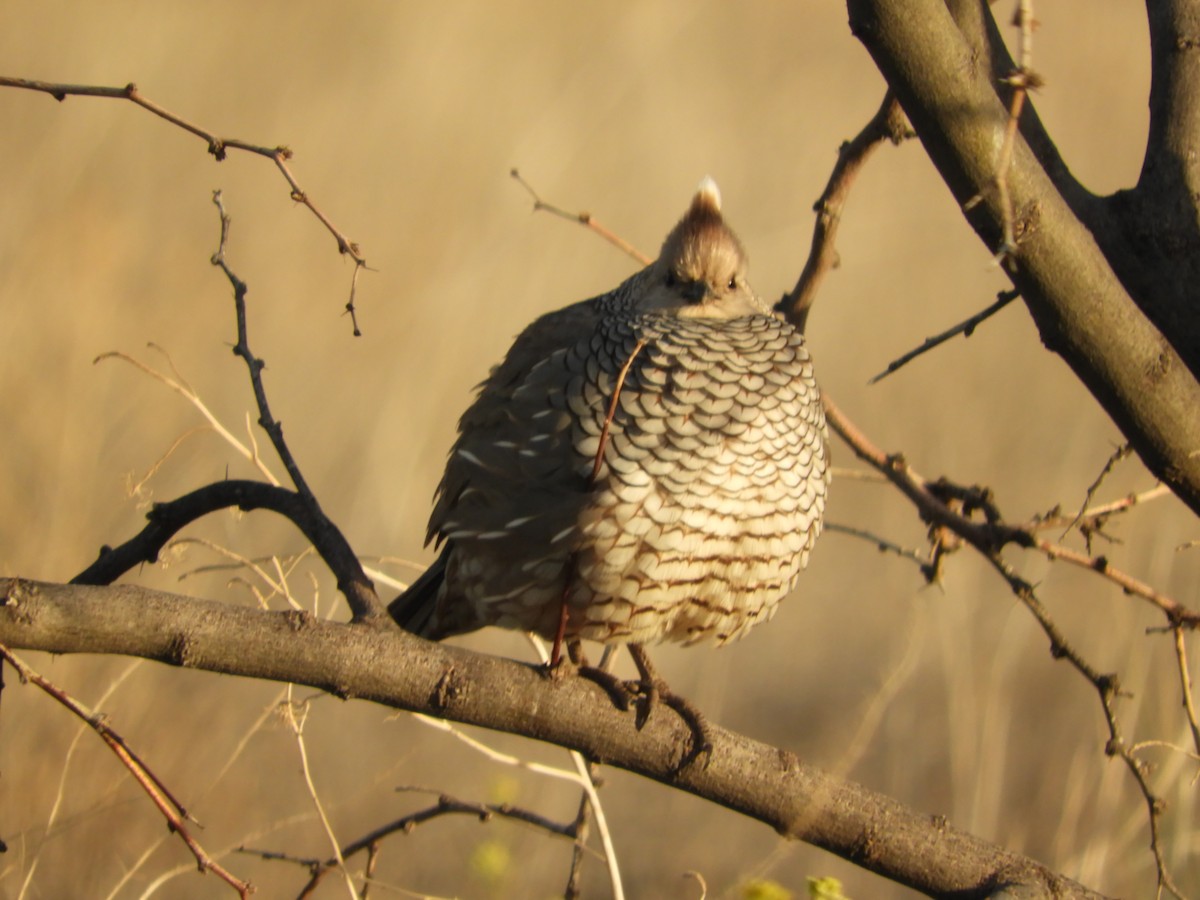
[
  {"xmin": 1143, "ymin": 0, "xmax": 1200, "ymax": 199},
  {"xmin": 845, "ymin": 0, "xmax": 1200, "ymax": 518},
  {"xmin": 1100, "ymin": 0, "xmax": 1200, "ymax": 373},
  {"xmin": 73, "ymin": 480, "xmax": 386, "ymax": 627},
  {"xmin": 0, "ymin": 577, "xmax": 1107, "ymax": 900},
  {"xmin": 943, "ymin": 0, "xmax": 1093, "ymax": 214}
]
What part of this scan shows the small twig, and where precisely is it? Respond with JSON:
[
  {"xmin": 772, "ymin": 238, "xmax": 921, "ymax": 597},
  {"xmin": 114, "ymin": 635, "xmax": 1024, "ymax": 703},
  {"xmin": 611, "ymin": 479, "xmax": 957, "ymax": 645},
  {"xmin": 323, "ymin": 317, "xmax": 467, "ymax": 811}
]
[
  {"xmin": 0, "ymin": 642, "xmax": 252, "ymax": 898},
  {"xmin": 0, "ymin": 75, "xmax": 368, "ymax": 329},
  {"xmin": 1033, "ymin": 539, "xmax": 1197, "ymax": 627},
  {"xmin": 209, "ymin": 194, "xmax": 386, "ymax": 624},
  {"xmin": 122, "ymin": 425, "xmax": 213, "ymax": 505},
  {"xmin": 283, "ymin": 688, "xmax": 360, "ymax": 900},
  {"xmin": 964, "ymin": 1, "xmax": 1044, "ymax": 262},
  {"xmin": 511, "ymin": 169, "xmax": 652, "ymax": 265},
  {"xmin": 1060, "ymin": 444, "xmax": 1133, "ymax": 546},
  {"xmin": 95, "ymin": 345, "xmax": 282, "ymax": 486},
  {"xmin": 170, "ymin": 538, "xmax": 306, "ymax": 612},
  {"xmin": 211, "ymin": 192, "xmax": 313, "ymax": 502},
  {"xmin": 825, "ymin": 522, "xmax": 934, "ymax": 569},
  {"xmin": 825, "ymin": 394, "xmax": 1190, "ymax": 895},
  {"xmin": 593, "ymin": 339, "xmax": 649, "ymax": 483},
  {"xmin": 563, "ymin": 784, "xmax": 593, "ymax": 900},
  {"xmin": 1128, "ymin": 738, "xmax": 1200, "ymax": 767},
  {"xmin": 255, "ymin": 789, "xmax": 588, "ymax": 897},
  {"xmin": 22, "ymin": 661, "xmax": 142, "ymax": 897},
  {"xmin": 1171, "ymin": 627, "xmax": 1200, "ymax": 757},
  {"xmin": 1030, "ymin": 484, "xmax": 1171, "ymax": 534},
  {"xmin": 778, "ymin": 90, "xmax": 913, "ymax": 332},
  {"xmin": 868, "ymin": 289, "xmax": 1019, "ymax": 384}
]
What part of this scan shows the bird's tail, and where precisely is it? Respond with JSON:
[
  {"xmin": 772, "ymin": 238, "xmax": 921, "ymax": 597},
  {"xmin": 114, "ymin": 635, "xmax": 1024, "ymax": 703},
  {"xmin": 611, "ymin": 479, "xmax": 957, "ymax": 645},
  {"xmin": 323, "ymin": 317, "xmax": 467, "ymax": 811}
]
[{"xmin": 388, "ymin": 545, "xmax": 449, "ymax": 638}]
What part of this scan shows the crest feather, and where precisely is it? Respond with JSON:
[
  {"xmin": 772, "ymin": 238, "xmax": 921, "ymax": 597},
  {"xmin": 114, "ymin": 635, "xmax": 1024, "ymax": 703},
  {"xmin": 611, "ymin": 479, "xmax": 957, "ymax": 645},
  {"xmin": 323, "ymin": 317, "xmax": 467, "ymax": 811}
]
[
  {"xmin": 694, "ymin": 176, "xmax": 722, "ymax": 213},
  {"xmin": 659, "ymin": 177, "xmax": 744, "ymax": 271}
]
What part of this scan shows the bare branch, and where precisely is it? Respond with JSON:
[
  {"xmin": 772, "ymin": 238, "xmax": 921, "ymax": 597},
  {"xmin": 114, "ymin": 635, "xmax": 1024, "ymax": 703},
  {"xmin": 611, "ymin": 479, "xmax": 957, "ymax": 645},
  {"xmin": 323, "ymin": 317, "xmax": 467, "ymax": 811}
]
[
  {"xmin": 0, "ymin": 577, "xmax": 1109, "ymax": 899},
  {"xmin": 0, "ymin": 75, "xmax": 368, "ymax": 329},
  {"xmin": 511, "ymin": 169, "xmax": 652, "ymax": 265},
  {"xmin": 0, "ymin": 641, "xmax": 252, "ymax": 898},
  {"xmin": 824, "ymin": 395, "xmax": 1193, "ymax": 893},
  {"xmin": 778, "ymin": 90, "xmax": 913, "ymax": 332},
  {"xmin": 964, "ymin": 0, "xmax": 1043, "ymax": 261},
  {"xmin": 977, "ymin": 556, "xmax": 1185, "ymax": 900},
  {"xmin": 825, "ymin": 522, "xmax": 935, "ymax": 571},
  {"xmin": 825, "ymin": 398, "xmax": 1200, "ymax": 626},
  {"xmin": 868, "ymin": 289, "xmax": 1019, "ymax": 384},
  {"xmin": 1059, "ymin": 444, "xmax": 1133, "ymax": 544},
  {"xmin": 845, "ymin": 0, "xmax": 1200, "ymax": 517},
  {"xmin": 207, "ymin": 195, "xmax": 387, "ymax": 624},
  {"xmin": 250, "ymin": 787, "xmax": 590, "ymax": 898}
]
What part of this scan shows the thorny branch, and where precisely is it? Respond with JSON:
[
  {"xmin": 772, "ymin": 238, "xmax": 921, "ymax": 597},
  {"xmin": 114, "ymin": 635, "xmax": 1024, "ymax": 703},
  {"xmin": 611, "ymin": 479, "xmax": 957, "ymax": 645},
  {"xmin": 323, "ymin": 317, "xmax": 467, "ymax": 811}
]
[
  {"xmin": 982, "ymin": 555, "xmax": 1184, "ymax": 899},
  {"xmin": 242, "ymin": 790, "xmax": 591, "ymax": 898},
  {"xmin": 6, "ymin": 36, "xmax": 1189, "ymax": 896},
  {"xmin": 211, "ymin": 193, "xmax": 315, "ymax": 505},
  {"xmin": 516, "ymin": 57, "xmax": 1197, "ymax": 886},
  {"xmin": 868, "ymin": 289, "xmax": 1019, "ymax": 384},
  {"xmin": 0, "ymin": 75, "xmax": 368, "ymax": 334},
  {"xmin": 963, "ymin": 0, "xmax": 1044, "ymax": 261},
  {"xmin": 778, "ymin": 90, "xmax": 913, "ymax": 332},
  {"xmin": 1059, "ymin": 443, "xmax": 1133, "ymax": 547},
  {"xmin": 209, "ymin": 193, "xmax": 387, "ymax": 625},
  {"xmin": 0, "ymin": 642, "xmax": 253, "ymax": 898},
  {"xmin": 822, "ymin": 397, "xmax": 1199, "ymax": 628},
  {"xmin": 511, "ymin": 168, "xmax": 652, "ymax": 266},
  {"xmin": 763, "ymin": 60, "xmax": 1199, "ymax": 894},
  {"xmin": 823, "ymin": 396, "xmax": 1193, "ymax": 900}
]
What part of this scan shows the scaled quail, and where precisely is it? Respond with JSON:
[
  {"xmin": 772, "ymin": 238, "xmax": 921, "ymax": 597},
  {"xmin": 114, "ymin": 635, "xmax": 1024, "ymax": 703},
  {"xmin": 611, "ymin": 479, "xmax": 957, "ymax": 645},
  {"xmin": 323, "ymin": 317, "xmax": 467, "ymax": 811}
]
[{"xmin": 393, "ymin": 180, "xmax": 829, "ymax": 654}]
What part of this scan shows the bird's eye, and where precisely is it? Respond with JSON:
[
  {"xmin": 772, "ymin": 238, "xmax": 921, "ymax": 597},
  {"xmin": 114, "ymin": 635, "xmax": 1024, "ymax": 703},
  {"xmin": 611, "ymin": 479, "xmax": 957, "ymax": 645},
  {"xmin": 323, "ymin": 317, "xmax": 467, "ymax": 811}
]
[{"xmin": 727, "ymin": 276, "xmax": 738, "ymax": 290}]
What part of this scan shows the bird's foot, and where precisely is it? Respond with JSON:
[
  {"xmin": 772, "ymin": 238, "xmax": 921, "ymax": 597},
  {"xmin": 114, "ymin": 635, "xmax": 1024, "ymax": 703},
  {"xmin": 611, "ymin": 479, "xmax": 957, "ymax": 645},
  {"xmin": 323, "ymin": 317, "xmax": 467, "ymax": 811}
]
[
  {"xmin": 567, "ymin": 642, "xmax": 633, "ymax": 712},
  {"xmin": 539, "ymin": 639, "xmax": 632, "ymax": 712},
  {"xmin": 626, "ymin": 644, "xmax": 713, "ymax": 771},
  {"xmin": 539, "ymin": 637, "xmax": 581, "ymax": 683}
]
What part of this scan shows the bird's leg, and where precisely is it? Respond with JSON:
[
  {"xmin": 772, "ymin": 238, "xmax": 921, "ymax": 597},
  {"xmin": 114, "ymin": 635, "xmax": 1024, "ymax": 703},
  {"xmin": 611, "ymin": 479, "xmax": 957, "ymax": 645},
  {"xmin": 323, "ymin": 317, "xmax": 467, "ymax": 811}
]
[
  {"xmin": 549, "ymin": 589, "xmax": 571, "ymax": 669},
  {"xmin": 627, "ymin": 644, "xmax": 713, "ymax": 769}
]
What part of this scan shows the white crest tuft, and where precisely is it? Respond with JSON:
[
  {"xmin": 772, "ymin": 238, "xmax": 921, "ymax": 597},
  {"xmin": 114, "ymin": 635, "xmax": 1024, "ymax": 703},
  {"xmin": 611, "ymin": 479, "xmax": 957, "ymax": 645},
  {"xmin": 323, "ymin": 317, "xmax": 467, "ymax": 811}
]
[{"xmin": 695, "ymin": 176, "xmax": 722, "ymax": 211}]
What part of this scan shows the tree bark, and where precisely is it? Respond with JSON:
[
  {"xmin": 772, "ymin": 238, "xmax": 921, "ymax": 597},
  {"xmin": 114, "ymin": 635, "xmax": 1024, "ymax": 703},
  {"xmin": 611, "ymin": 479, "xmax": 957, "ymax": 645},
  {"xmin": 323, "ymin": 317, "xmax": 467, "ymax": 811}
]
[
  {"xmin": 0, "ymin": 577, "xmax": 1109, "ymax": 899},
  {"xmin": 845, "ymin": 0, "xmax": 1200, "ymax": 518}
]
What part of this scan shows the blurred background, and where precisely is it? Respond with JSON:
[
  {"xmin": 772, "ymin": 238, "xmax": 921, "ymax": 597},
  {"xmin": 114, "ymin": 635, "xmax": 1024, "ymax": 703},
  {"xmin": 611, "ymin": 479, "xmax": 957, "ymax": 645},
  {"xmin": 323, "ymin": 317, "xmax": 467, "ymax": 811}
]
[{"xmin": 1, "ymin": 2, "xmax": 1195, "ymax": 897}]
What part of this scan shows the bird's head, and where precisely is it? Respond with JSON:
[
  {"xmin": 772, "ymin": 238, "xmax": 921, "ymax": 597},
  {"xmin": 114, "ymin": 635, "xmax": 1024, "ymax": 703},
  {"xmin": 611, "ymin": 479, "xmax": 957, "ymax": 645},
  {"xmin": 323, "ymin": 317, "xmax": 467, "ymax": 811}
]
[{"xmin": 636, "ymin": 178, "xmax": 769, "ymax": 319}]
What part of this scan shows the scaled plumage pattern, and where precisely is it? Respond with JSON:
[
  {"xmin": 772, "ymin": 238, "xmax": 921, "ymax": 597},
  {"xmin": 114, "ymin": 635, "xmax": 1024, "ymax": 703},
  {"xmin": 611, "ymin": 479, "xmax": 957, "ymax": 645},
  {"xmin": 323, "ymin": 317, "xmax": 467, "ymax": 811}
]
[{"xmin": 394, "ymin": 180, "xmax": 829, "ymax": 649}]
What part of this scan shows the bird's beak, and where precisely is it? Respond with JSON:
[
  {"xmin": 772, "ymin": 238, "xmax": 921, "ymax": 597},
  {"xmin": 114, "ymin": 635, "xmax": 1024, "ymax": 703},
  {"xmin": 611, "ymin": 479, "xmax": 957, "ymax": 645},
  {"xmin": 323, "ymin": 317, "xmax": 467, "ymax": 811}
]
[{"xmin": 680, "ymin": 280, "xmax": 708, "ymax": 304}]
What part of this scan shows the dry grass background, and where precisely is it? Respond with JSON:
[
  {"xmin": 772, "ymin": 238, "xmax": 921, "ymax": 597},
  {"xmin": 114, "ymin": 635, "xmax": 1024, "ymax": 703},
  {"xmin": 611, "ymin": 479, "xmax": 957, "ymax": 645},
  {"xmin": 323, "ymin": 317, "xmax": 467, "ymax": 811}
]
[{"xmin": 0, "ymin": 2, "xmax": 1196, "ymax": 898}]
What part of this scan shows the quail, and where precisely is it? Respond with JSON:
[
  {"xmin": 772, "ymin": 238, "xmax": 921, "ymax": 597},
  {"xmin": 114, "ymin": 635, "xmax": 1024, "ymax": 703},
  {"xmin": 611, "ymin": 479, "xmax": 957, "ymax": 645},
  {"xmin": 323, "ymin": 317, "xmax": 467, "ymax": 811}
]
[{"xmin": 392, "ymin": 179, "xmax": 828, "ymax": 678}]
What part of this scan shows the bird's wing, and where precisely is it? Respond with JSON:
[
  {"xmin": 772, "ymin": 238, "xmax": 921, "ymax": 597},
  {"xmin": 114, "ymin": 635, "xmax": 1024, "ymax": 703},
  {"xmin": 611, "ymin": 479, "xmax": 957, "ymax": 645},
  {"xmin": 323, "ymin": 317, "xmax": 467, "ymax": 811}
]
[{"xmin": 426, "ymin": 295, "xmax": 605, "ymax": 547}]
